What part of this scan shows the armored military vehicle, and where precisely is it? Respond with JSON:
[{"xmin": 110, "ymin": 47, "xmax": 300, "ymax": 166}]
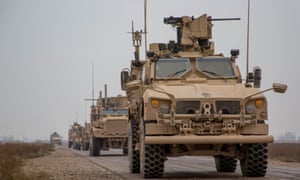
[
  {"xmin": 50, "ymin": 132, "xmax": 62, "ymax": 145},
  {"xmin": 68, "ymin": 122, "xmax": 84, "ymax": 150},
  {"xmin": 89, "ymin": 84, "xmax": 129, "ymax": 156},
  {"xmin": 81, "ymin": 122, "xmax": 90, "ymax": 151},
  {"xmin": 120, "ymin": 14, "xmax": 287, "ymax": 178}
]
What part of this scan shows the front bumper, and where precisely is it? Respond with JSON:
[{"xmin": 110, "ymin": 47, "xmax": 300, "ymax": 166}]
[{"xmin": 144, "ymin": 134, "xmax": 273, "ymax": 144}]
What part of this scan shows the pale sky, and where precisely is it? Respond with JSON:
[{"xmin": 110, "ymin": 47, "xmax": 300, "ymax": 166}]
[{"xmin": 0, "ymin": 0, "xmax": 299, "ymax": 140}]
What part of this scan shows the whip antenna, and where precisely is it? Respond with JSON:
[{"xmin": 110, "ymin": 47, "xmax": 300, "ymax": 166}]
[
  {"xmin": 92, "ymin": 61, "xmax": 95, "ymax": 105},
  {"xmin": 144, "ymin": 0, "xmax": 147, "ymax": 58},
  {"xmin": 246, "ymin": 0, "xmax": 251, "ymax": 82}
]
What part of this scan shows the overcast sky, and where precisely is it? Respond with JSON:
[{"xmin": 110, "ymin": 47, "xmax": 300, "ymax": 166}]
[{"xmin": 0, "ymin": 0, "xmax": 299, "ymax": 141}]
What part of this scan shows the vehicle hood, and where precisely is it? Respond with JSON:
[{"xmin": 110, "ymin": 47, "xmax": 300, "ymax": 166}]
[{"xmin": 143, "ymin": 83, "xmax": 263, "ymax": 100}]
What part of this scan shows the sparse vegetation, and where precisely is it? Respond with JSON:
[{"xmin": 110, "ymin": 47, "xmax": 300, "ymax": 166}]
[
  {"xmin": 269, "ymin": 143, "xmax": 300, "ymax": 163},
  {"xmin": 0, "ymin": 142, "xmax": 53, "ymax": 180}
]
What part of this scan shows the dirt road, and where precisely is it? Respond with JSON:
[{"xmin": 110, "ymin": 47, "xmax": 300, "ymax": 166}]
[
  {"xmin": 25, "ymin": 146, "xmax": 300, "ymax": 179},
  {"xmin": 23, "ymin": 146, "xmax": 123, "ymax": 180}
]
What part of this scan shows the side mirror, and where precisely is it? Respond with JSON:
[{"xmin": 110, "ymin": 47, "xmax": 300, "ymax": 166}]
[
  {"xmin": 273, "ymin": 83, "xmax": 288, "ymax": 93},
  {"xmin": 120, "ymin": 70, "xmax": 129, "ymax": 90},
  {"xmin": 244, "ymin": 83, "xmax": 288, "ymax": 100}
]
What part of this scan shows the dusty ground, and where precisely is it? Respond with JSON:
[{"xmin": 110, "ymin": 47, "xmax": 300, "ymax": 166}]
[{"xmin": 23, "ymin": 146, "xmax": 124, "ymax": 180}]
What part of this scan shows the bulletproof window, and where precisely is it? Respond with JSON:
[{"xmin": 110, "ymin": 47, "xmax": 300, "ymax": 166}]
[
  {"xmin": 155, "ymin": 58, "xmax": 191, "ymax": 79},
  {"xmin": 196, "ymin": 57, "xmax": 235, "ymax": 78}
]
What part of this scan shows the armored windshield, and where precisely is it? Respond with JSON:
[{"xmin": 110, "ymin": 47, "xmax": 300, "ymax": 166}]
[
  {"xmin": 155, "ymin": 58, "xmax": 191, "ymax": 79},
  {"xmin": 196, "ymin": 57, "xmax": 235, "ymax": 78},
  {"xmin": 103, "ymin": 108, "xmax": 128, "ymax": 115}
]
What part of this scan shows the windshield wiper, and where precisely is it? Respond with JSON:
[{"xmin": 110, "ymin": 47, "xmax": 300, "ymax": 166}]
[
  {"xmin": 202, "ymin": 69, "xmax": 236, "ymax": 79},
  {"xmin": 202, "ymin": 69, "xmax": 222, "ymax": 77},
  {"xmin": 167, "ymin": 69, "xmax": 186, "ymax": 78}
]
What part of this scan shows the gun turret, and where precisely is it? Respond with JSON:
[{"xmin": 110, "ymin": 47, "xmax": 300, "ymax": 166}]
[{"xmin": 161, "ymin": 14, "xmax": 240, "ymax": 55}]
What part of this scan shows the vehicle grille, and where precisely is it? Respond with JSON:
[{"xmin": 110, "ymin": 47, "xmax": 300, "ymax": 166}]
[
  {"xmin": 175, "ymin": 100, "xmax": 240, "ymax": 114},
  {"xmin": 176, "ymin": 101, "xmax": 200, "ymax": 114},
  {"xmin": 216, "ymin": 101, "xmax": 240, "ymax": 114},
  {"xmin": 104, "ymin": 119, "xmax": 127, "ymax": 135}
]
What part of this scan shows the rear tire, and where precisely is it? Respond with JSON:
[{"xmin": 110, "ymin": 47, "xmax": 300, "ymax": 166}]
[
  {"xmin": 128, "ymin": 120, "xmax": 140, "ymax": 173},
  {"xmin": 240, "ymin": 143, "xmax": 268, "ymax": 177},
  {"xmin": 123, "ymin": 147, "xmax": 128, "ymax": 155},
  {"xmin": 215, "ymin": 155, "xmax": 237, "ymax": 172}
]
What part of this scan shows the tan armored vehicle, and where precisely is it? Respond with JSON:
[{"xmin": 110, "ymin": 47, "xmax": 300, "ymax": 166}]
[
  {"xmin": 81, "ymin": 122, "xmax": 90, "ymax": 151},
  {"xmin": 89, "ymin": 85, "xmax": 128, "ymax": 156},
  {"xmin": 68, "ymin": 122, "xmax": 84, "ymax": 150},
  {"xmin": 120, "ymin": 14, "xmax": 287, "ymax": 178},
  {"xmin": 50, "ymin": 132, "xmax": 62, "ymax": 145}
]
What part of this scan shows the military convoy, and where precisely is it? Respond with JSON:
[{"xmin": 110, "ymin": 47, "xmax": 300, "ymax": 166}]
[
  {"xmin": 67, "ymin": 85, "xmax": 128, "ymax": 155},
  {"xmin": 120, "ymin": 14, "xmax": 287, "ymax": 178},
  {"xmin": 89, "ymin": 85, "xmax": 129, "ymax": 156},
  {"xmin": 59, "ymin": 3, "xmax": 287, "ymax": 178},
  {"xmin": 50, "ymin": 132, "xmax": 62, "ymax": 145}
]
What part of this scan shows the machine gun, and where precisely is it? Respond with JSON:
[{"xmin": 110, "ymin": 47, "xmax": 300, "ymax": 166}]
[{"xmin": 163, "ymin": 14, "xmax": 240, "ymax": 52}]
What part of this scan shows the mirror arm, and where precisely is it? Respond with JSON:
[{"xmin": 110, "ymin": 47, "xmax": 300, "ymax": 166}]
[{"xmin": 244, "ymin": 88, "xmax": 273, "ymax": 100}]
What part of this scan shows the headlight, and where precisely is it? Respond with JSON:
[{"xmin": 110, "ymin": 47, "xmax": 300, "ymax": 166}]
[
  {"xmin": 245, "ymin": 99, "xmax": 267, "ymax": 119},
  {"xmin": 151, "ymin": 99, "xmax": 171, "ymax": 114},
  {"xmin": 159, "ymin": 104, "xmax": 170, "ymax": 114},
  {"xmin": 246, "ymin": 104, "xmax": 255, "ymax": 114}
]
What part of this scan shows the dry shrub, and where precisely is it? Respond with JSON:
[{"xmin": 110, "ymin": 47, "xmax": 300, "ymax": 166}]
[
  {"xmin": 0, "ymin": 142, "xmax": 53, "ymax": 180},
  {"xmin": 269, "ymin": 143, "xmax": 300, "ymax": 163}
]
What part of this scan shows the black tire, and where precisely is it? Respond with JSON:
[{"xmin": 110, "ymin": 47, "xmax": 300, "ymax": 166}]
[
  {"xmin": 240, "ymin": 143, "xmax": 268, "ymax": 177},
  {"xmin": 68, "ymin": 141, "xmax": 72, "ymax": 148},
  {"xmin": 214, "ymin": 155, "xmax": 237, "ymax": 172},
  {"xmin": 89, "ymin": 137, "xmax": 101, "ymax": 156},
  {"xmin": 123, "ymin": 147, "xmax": 128, "ymax": 155},
  {"xmin": 140, "ymin": 119, "xmax": 165, "ymax": 178},
  {"xmin": 73, "ymin": 143, "xmax": 78, "ymax": 150},
  {"xmin": 141, "ymin": 144, "xmax": 165, "ymax": 178},
  {"xmin": 84, "ymin": 143, "xmax": 89, "ymax": 151},
  {"xmin": 128, "ymin": 120, "xmax": 140, "ymax": 173}
]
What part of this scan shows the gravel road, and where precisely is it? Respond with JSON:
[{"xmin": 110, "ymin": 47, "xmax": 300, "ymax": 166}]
[{"xmin": 23, "ymin": 146, "xmax": 124, "ymax": 180}]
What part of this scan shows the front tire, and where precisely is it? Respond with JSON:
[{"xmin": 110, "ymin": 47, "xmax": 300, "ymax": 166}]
[
  {"xmin": 240, "ymin": 143, "xmax": 268, "ymax": 177},
  {"xmin": 140, "ymin": 119, "xmax": 164, "ymax": 178},
  {"xmin": 128, "ymin": 120, "xmax": 140, "ymax": 173}
]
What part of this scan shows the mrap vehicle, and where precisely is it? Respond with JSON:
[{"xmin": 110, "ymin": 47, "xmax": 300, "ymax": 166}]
[
  {"xmin": 50, "ymin": 132, "xmax": 62, "ymax": 145},
  {"xmin": 89, "ymin": 85, "xmax": 128, "ymax": 156},
  {"xmin": 120, "ymin": 14, "xmax": 287, "ymax": 178}
]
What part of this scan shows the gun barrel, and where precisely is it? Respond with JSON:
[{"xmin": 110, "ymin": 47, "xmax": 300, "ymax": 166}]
[
  {"xmin": 163, "ymin": 16, "xmax": 183, "ymax": 25},
  {"xmin": 208, "ymin": 18, "xmax": 241, "ymax": 21}
]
